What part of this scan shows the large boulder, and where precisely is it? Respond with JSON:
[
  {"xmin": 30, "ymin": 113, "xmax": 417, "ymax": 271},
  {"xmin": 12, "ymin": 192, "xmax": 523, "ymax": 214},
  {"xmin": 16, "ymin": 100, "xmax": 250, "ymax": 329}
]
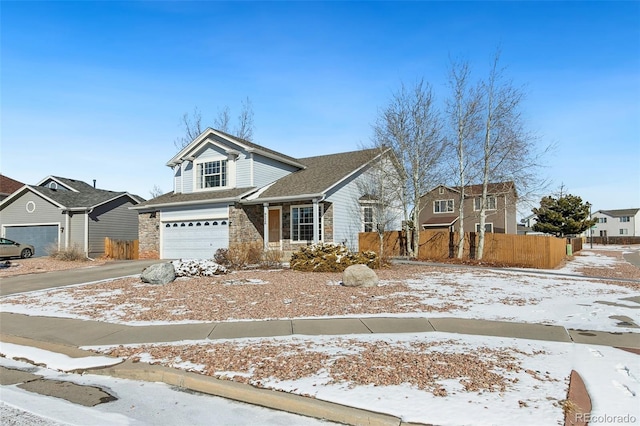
[
  {"xmin": 342, "ymin": 264, "xmax": 379, "ymax": 288},
  {"xmin": 141, "ymin": 262, "xmax": 176, "ymax": 284}
]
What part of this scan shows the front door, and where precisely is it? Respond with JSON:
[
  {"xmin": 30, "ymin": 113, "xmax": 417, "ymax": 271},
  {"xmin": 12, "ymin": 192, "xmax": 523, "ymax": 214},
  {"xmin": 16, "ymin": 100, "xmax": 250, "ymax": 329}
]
[{"xmin": 268, "ymin": 208, "xmax": 281, "ymax": 246}]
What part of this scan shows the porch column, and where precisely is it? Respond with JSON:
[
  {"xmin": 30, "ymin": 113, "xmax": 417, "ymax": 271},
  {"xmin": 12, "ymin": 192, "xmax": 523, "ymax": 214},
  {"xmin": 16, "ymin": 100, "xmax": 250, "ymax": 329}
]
[
  {"xmin": 312, "ymin": 198, "xmax": 320, "ymax": 244},
  {"xmin": 263, "ymin": 203, "xmax": 269, "ymax": 251}
]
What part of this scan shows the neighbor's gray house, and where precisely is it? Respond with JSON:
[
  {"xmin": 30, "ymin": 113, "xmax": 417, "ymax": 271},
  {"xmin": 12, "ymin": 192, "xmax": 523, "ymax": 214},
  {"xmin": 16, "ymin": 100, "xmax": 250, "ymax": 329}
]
[
  {"xmin": 417, "ymin": 182, "xmax": 518, "ymax": 234},
  {"xmin": 133, "ymin": 128, "xmax": 403, "ymax": 259},
  {"xmin": 0, "ymin": 176, "xmax": 143, "ymax": 257}
]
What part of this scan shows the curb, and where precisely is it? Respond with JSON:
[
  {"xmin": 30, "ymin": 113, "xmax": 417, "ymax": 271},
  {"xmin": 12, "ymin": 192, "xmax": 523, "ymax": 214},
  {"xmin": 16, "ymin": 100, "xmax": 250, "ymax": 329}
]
[
  {"xmin": 564, "ymin": 370, "xmax": 591, "ymax": 426},
  {"xmin": 87, "ymin": 360, "xmax": 426, "ymax": 426}
]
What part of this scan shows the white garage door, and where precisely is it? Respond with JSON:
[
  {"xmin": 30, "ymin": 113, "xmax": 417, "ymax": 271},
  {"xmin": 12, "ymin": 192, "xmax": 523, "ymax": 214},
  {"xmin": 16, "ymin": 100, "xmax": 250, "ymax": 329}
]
[{"xmin": 162, "ymin": 219, "xmax": 229, "ymax": 259}]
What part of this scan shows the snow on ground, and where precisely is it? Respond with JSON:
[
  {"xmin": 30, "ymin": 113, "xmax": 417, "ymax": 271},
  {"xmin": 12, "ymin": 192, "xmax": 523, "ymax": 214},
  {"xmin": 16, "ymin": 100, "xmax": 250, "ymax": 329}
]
[
  {"xmin": 2, "ymin": 335, "xmax": 638, "ymax": 426},
  {"xmin": 1, "ymin": 249, "xmax": 638, "ymax": 332},
  {"xmin": 0, "ymin": 352, "xmax": 333, "ymax": 426}
]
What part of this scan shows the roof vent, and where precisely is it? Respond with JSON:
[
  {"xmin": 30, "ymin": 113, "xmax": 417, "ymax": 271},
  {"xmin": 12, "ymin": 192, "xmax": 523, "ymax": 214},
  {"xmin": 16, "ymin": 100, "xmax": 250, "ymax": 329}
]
[{"xmin": 93, "ymin": 179, "xmax": 96, "ymax": 188}]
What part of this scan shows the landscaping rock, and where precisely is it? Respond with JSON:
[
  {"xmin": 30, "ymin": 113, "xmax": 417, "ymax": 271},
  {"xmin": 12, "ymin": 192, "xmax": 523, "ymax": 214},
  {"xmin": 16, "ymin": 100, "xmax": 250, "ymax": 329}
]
[
  {"xmin": 141, "ymin": 262, "xmax": 176, "ymax": 284},
  {"xmin": 172, "ymin": 259, "xmax": 228, "ymax": 277},
  {"xmin": 342, "ymin": 264, "xmax": 379, "ymax": 287}
]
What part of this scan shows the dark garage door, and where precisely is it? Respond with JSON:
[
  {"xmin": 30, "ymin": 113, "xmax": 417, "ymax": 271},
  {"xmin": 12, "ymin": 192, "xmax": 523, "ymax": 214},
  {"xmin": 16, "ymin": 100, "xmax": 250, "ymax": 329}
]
[{"xmin": 5, "ymin": 225, "xmax": 59, "ymax": 257}]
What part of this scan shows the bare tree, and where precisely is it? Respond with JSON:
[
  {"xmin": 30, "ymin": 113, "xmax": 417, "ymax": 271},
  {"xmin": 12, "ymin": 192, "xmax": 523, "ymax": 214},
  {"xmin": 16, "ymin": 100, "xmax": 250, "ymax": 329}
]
[
  {"xmin": 372, "ymin": 80, "xmax": 446, "ymax": 258},
  {"xmin": 234, "ymin": 97, "xmax": 255, "ymax": 141},
  {"xmin": 354, "ymin": 146, "xmax": 405, "ymax": 257},
  {"xmin": 174, "ymin": 98, "xmax": 255, "ymax": 150},
  {"xmin": 475, "ymin": 51, "xmax": 544, "ymax": 259},
  {"xmin": 173, "ymin": 107, "xmax": 203, "ymax": 149},
  {"xmin": 214, "ymin": 106, "xmax": 231, "ymax": 133},
  {"xmin": 446, "ymin": 59, "xmax": 483, "ymax": 258},
  {"xmin": 149, "ymin": 184, "xmax": 163, "ymax": 199}
]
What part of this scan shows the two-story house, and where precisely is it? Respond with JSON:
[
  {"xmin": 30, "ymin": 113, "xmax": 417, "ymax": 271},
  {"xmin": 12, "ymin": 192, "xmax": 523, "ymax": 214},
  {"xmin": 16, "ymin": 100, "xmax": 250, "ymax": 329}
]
[
  {"xmin": 417, "ymin": 182, "xmax": 517, "ymax": 234},
  {"xmin": 590, "ymin": 208, "xmax": 640, "ymax": 238},
  {"xmin": 134, "ymin": 129, "xmax": 403, "ymax": 259}
]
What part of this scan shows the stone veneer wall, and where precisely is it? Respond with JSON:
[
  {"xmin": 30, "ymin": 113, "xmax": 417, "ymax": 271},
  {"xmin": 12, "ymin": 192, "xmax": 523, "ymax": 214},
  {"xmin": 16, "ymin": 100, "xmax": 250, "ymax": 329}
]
[
  {"xmin": 229, "ymin": 204, "xmax": 263, "ymax": 246},
  {"xmin": 229, "ymin": 201, "xmax": 334, "ymax": 251},
  {"xmin": 138, "ymin": 211, "xmax": 160, "ymax": 259}
]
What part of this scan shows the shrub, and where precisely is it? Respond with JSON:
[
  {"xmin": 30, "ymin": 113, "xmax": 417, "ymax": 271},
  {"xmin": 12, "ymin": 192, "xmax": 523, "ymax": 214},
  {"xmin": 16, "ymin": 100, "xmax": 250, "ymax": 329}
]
[
  {"xmin": 47, "ymin": 244, "xmax": 87, "ymax": 261},
  {"xmin": 215, "ymin": 241, "xmax": 264, "ymax": 270},
  {"xmin": 289, "ymin": 243, "xmax": 379, "ymax": 272},
  {"xmin": 262, "ymin": 249, "xmax": 283, "ymax": 269}
]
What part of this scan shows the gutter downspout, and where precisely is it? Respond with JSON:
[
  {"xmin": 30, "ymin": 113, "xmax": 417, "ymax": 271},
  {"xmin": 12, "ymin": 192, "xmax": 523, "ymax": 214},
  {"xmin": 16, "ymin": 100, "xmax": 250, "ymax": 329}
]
[{"xmin": 263, "ymin": 203, "xmax": 269, "ymax": 251}]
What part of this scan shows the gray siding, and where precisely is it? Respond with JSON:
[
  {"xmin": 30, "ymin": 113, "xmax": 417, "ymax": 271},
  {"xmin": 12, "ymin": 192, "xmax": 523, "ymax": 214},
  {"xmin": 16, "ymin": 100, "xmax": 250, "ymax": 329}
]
[
  {"xmin": 174, "ymin": 166, "xmax": 182, "ymax": 194},
  {"xmin": 1, "ymin": 191, "xmax": 64, "ymax": 229},
  {"xmin": 253, "ymin": 153, "xmax": 299, "ymax": 188},
  {"xmin": 235, "ymin": 152, "xmax": 252, "ymax": 187},
  {"xmin": 182, "ymin": 162, "xmax": 194, "ymax": 194},
  {"xmin": 326, "ymin": 166, "xmax": 403, "ymax": 252},
  {"xmin": 68, "ymin": 212, "xmax": 86, "ymax": 252},
  {"xmin": 325, "ymin": 174, "xmax": 369, "ymax": 252},
  {"xmin": 87, "ymin": 197, "xmax": 139, "ymax": 257}
]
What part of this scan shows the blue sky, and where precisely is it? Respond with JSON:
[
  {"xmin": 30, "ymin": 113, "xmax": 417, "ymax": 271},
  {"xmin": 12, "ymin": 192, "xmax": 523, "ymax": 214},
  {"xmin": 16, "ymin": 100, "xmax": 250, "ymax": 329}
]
[{"xmin": 2, "ymin": 1, "xmax": 638, "ymax": 215}]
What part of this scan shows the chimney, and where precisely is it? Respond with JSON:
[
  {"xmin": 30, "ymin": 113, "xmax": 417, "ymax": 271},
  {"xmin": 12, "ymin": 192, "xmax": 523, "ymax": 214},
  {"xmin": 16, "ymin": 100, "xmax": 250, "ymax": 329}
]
[{"xmin": 93, "ymin": 179, "xmax": 96, "ymax": 188}]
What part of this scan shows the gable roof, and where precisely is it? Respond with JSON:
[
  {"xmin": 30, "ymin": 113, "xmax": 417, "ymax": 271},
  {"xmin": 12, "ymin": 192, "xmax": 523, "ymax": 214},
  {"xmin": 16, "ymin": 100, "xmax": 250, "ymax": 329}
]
[
  {"xmin": 0, "ymin": 176, "xmax": 143, "ymax": 210},
  {"xmin": 244, "ymin": 147, "xmax": 384, "ymax": 203},
  {"xmin": 0, "ymin": 175, "xmax": 25, "ymax": 196},
  {"xmin": 596, "ymin": 208, "xmax": 640, "ymax": 217},
  {"xmin": 133, "ymin": 187, "xmax": 257, "ymax": 209},
  {"xmin": 424, "ymin": 181, "xmax": 516, "ymax": 198},
  {"xmin": 168, "ymin": 128, "xmax": 304, "ymax": 169}
]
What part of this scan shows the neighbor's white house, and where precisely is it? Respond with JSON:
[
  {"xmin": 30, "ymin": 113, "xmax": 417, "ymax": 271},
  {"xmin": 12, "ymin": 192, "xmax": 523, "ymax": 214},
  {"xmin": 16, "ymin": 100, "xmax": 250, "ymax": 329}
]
[{"xmin": 590, "ymin": 208, "xmax": 640, "ymax": 237}]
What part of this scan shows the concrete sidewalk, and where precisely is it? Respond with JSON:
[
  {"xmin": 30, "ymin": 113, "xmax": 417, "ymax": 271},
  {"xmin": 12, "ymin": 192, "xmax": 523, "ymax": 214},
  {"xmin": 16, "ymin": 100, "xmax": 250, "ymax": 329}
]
[{"xmin": 2, "ymin": 311, "xmax": 638, "ymax": 349}]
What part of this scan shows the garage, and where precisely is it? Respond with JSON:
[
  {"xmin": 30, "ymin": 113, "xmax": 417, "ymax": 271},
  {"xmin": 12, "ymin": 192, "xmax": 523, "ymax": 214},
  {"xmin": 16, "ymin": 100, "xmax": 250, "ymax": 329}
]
[
  {"xmin": 162, "ymin": 219, "xmax": 229, "ymax": 259},
  {"xmin": 5, "ymin": 225, "xmax": 59, "ymax": 257}
]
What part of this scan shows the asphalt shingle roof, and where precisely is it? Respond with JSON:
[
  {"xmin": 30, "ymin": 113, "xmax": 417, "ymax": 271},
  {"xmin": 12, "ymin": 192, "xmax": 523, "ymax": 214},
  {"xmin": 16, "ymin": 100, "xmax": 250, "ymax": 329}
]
[
  {"xmin": 135, "ymin": 187, "xmax": 257, "ymax": 208},
  {"xmin": 253, "ymin": 148, "xmax": 381, "ymax": 200},
  {"xmin": 28, "ymin": 176, "xmax": 142, "ymax": 209},
  {"xmin": 600, "ymin": 208, "xmax": 640, "ymax": 217}
]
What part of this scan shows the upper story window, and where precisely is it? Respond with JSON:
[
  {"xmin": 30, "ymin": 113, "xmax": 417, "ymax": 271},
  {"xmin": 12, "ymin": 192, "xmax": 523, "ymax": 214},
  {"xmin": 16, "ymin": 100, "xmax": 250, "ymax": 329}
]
[
  {"xmin": 598, "ymin": 217, "xmax": 607, "ymax": 223},
  {"xmin": 474, "ymin": 196, "xmax": 497, "ymax": 211},
  {"xmin": 620, "ymin": 216, "xmax": 630, "ymax": 222},
  {"xmin": 434, "ymin": 199, "xmax": 454, "ymax": 213},
  {"xmin": 197, "ymin": 160, "xmax": 227, "ymax": 189}
]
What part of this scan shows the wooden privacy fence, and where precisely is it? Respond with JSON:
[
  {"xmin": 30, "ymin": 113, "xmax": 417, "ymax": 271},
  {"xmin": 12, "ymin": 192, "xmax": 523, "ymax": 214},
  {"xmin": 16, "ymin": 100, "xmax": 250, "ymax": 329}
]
[
  {"xmin": 104, "ymin": 237, "xmax": 139, "ymax": 260},
  {"xmin": 359, "ymin": 230, "xmax": 568, "ymax": 269}
]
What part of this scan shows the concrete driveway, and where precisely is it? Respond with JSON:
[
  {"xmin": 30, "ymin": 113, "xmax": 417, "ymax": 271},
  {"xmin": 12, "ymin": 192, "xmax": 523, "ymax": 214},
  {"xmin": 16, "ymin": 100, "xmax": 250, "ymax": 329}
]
[{"xmin": 0, "ymin": 260, "xmax": 159, "ymax": 296}]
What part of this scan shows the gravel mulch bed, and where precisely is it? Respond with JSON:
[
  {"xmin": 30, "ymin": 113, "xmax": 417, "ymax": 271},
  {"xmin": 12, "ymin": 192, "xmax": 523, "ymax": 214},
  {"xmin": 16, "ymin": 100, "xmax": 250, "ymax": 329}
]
[{"xmin": 103, "ymin": 337, "xmax": 556, "ymax": 398}]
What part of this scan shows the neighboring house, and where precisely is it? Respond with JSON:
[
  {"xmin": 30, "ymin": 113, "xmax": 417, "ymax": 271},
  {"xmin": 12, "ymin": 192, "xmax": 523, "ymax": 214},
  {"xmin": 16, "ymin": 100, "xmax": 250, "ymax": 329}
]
[
  {"xmin": 0, "ymin": 176, "xmax": 143, "ymax": 257},
  {"xmin": 0, "ymin": 175, "xmax": 25, "ymax": 201},
  {"xmin": 133, "ymin": 128, "xmax": 403, "ymax": 259},
  {"xmin": 417, "ymin": 182, "xmax": 517, "ymax": 234},
  {"xmin": 590, "ymin": 208, "xmax": 640, "ymax": 237}
]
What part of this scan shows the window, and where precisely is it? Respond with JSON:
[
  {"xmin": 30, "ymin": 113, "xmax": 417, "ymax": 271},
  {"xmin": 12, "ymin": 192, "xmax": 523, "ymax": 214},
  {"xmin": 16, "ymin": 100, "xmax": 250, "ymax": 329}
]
[
  {"xmin": 363, "ymin": 206, "xmax": 374, "ymax": 232},
  {"xmin": 434, "ymin": 199, "xmax": 454, "ymax": 213},
  {"xmin": 620, "ymin": 229, "xmax": 629, "ymax": 235},
  {"xmin": 475, "ymin": 223, "xmax": 493, "ymax": 233},
  {"xmin": 598, "ymin": 217, "xmax": 607, "ymax": 223},
  {"xmin": 474, "ymin": 196, "xmax": 497, "ymax": 211},
  {"xmin": 197, "ymin": 160, "xmax": 227, "ymax": 189},
  {"xmin": 620, "ymin": 216, "xmax": 630, "ymax": 222},
  {"xmin": 291, "ymin": 205, "xmax": 323, "ymax": 242}
]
